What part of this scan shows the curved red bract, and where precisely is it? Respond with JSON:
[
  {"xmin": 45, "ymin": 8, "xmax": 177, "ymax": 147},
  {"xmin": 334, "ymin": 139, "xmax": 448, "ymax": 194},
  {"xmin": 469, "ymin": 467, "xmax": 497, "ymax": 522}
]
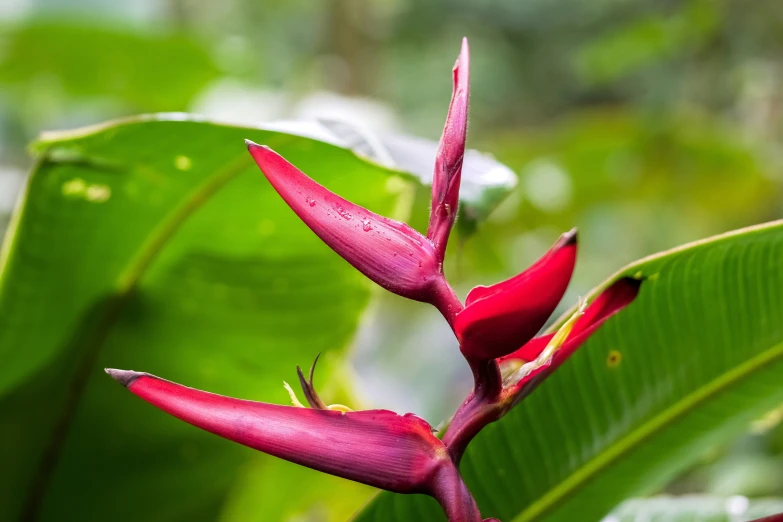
[
  {"xmin": 246, "ymin": 142, "xmax": 444, "ymax": 303},
  {"xmin": 455, "ymin": 229, "xmax": 577, "ymax": 361},
  {"xmin": 107, "ymin": 370, "xmax": 446, "ymax": 494}
]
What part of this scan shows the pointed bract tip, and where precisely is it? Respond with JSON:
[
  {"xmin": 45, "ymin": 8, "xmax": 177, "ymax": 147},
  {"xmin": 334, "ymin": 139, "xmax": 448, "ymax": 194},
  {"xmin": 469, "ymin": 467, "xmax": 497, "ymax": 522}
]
[
  {"xmin": 245, "ymin": 139, "xmax": 270, "ymax": 153},
  {"xmin": 621, "ymin": 275, "xmax": 644, "ymax": 288},
  {"xmin": 561, "ymin": 227, "xmax": 578, "ymax": 246},
  {"xmin": 455, "ymin": 38, "xmax": 469, "ymax": 72},
  {"xmin": 104, "ymin": 368, "xmax": 144, "ymax": 388}
]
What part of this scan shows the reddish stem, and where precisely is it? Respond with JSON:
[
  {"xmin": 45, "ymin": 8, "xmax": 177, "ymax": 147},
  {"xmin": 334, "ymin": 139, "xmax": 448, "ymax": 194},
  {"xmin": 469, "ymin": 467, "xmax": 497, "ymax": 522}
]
[
  {"xmin": 469, "ymin": 357, "xmax": 502, "ymax": 400},
  {"xmin": 442, "ymin": 354, "xmax": 506, "ymax": 464},
  {"xmin": 442, "ymin": 389, "xmax": 504, "ymax": 464},
  {"xmin": 430, "ymin": 460, "xmax": 483, "ymax": 522},
  {"xmin": 430, "ymin": 275, "xmax": 464, "ymax": 329}
]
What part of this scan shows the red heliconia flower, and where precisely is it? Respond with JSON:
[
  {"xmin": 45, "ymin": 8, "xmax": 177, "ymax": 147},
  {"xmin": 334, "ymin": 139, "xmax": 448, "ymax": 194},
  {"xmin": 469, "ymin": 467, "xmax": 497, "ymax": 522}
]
[
  {"xmin": 105, "ymin": 368, "xmax": 487, "ymax": 522},
  {"xmin": 104, "ymin": 38, "xmax": 647, "ymax": 522},
  {"xmin": 454, "ymin": 229, "xmax": 578, "ymax": 361},
  {"xmin": 245, "ymin": 40, "xmax": 470, "ymax": 325}
]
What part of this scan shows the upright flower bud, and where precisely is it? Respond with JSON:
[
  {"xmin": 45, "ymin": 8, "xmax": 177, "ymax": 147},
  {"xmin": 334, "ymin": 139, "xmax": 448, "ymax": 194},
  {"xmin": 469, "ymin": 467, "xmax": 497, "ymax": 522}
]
[
  {"xmin": 105, "ymin": 369, "xmax": 449, "ymax": 494},
  {"xmin": 427, "ymin": 37, "xmax": 470, "ymax": 261},
  {"xmin": 455, "ymin": 229, "xmax": 577, "ymax": 361}
]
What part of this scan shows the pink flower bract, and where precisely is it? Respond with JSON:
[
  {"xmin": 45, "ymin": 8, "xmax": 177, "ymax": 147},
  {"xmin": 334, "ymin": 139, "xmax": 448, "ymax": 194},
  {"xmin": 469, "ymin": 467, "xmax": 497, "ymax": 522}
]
[
  {"xmin": 455, "ymin": 229, "xmax": 577, "ymax": 361},
  {"xmin": 105, "ymin": 369, "xmax": 448, "ymax": 494}
]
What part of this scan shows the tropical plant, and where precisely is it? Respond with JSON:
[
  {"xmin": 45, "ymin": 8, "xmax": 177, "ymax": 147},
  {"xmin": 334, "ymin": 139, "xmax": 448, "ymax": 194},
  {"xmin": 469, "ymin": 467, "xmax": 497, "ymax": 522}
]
[{"xmin": 2, "ymin": 38, "xmax": 782, "ymax": 522}]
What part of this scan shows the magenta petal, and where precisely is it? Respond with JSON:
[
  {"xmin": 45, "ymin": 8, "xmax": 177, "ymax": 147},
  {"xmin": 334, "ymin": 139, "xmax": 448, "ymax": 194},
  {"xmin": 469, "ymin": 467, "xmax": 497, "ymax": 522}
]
[
  {"xmin": 509, "ymin": 276, "xmax": 641, "ymax": 398},
  {"xmin": 105, "ymin": 369, "xmax": 447, "ymax": 493},
  {"xmin": 246, "ymin": 142, "xmax": 444, "ymax": 303},
  {"xmin": 455, "ymin": 229, "xmax": 577, "ymax": 361},
  {"xmin": 427, "ymin": 37, "xmax": 470, "ymax": 259}
]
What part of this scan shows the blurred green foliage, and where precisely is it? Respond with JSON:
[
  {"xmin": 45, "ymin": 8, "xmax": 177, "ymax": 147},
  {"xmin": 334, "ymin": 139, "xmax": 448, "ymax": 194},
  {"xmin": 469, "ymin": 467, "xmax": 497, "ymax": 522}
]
[{"xmin": 0, "ymin": 21, "xmax": 218, "ymax": 110}]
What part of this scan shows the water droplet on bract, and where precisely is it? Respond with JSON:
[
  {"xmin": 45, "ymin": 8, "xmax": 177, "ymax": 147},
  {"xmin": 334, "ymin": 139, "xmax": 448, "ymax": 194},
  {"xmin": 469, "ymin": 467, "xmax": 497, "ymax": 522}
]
[
  {"xmin": 305, "ymin": 197, "xmax": 316, "ymax": 207},
  {"xmin": 362, "ymin": 220, "xmax": 372, "ymax": 232},
  {"xmin": 336, "ymin": 206, "xmax": 352, "ymax": 220},
  {"xmin": 393, "ymin": 252, "xmax": 397, "ymax": 257}
]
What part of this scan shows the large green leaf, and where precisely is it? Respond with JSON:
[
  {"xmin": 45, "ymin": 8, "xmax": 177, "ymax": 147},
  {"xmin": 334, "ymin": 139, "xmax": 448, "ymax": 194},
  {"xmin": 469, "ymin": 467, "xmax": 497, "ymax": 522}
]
[
  {"xmin": 355, "ymin": 220, "xmax": 783, "ymax": 522},
  {"xmin": 0, "ymin": 114, "xmax": 514, "ymax": 521},
  {"xmin": 606, "ymin": 495, "xmax": 783, "ymax": 522}
]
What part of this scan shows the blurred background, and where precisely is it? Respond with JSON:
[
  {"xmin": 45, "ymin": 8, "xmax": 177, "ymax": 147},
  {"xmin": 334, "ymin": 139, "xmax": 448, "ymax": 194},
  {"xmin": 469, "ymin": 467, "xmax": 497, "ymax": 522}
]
[{"xmin": 1, "ymin": 0, "xmax": 782, "ymax": 519}]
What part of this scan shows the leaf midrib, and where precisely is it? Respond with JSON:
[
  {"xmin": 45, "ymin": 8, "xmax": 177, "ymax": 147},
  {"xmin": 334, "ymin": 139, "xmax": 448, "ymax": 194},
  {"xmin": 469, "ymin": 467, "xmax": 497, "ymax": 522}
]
[{"xmin": 511, "ymin": 339, "xmax": 783, "ymax": 522}]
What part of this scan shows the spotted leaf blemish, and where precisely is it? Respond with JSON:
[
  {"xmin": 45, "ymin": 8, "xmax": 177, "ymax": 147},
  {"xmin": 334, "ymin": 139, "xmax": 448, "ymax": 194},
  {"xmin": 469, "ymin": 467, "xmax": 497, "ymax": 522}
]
[
  {"xmin": 85, "ymin": 184, "xmax": 111, "ymax": 203},
  {"xmin": 62, "ymin": 178, "xmax": 87, "ymax": 197},
  {"xmin": 62, "ymin": 178, "xmax": 111, "ymax": 203},
  {"xmin": 175, "ymin": 155, "xmax": 192, "ymax": 171}
]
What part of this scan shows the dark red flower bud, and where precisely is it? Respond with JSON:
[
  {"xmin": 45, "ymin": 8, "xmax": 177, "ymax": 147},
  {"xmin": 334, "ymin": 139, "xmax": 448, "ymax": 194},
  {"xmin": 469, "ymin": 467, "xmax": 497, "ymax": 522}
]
[
  {"xmin": 455, "ymin": 229, "xmax": 577, "ymax": 361},
  {"xmin": 105, "ymin": 369, "xmax": 449, "ymax": 494},
  {"xmin": 246, "ymin": 142, "xmax": 452, "ymax": 306},
  {"xmin": 428, "ymin": 37, "xmax": 469, "ymax": 260}
]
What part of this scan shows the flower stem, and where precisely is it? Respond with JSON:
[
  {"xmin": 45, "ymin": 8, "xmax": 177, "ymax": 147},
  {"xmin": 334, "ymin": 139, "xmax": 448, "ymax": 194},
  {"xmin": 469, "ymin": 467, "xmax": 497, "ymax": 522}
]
[
  {"xmin": 431, "ymin": 461, "xmax": 483, "ymax": 522},
  {"xmin": 431, "ymin": 275, "xmax": 464, "ymax": 329},
  {"xmin": 443, "ymin": 389, "xmax": 503, "ymax": 464}
]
